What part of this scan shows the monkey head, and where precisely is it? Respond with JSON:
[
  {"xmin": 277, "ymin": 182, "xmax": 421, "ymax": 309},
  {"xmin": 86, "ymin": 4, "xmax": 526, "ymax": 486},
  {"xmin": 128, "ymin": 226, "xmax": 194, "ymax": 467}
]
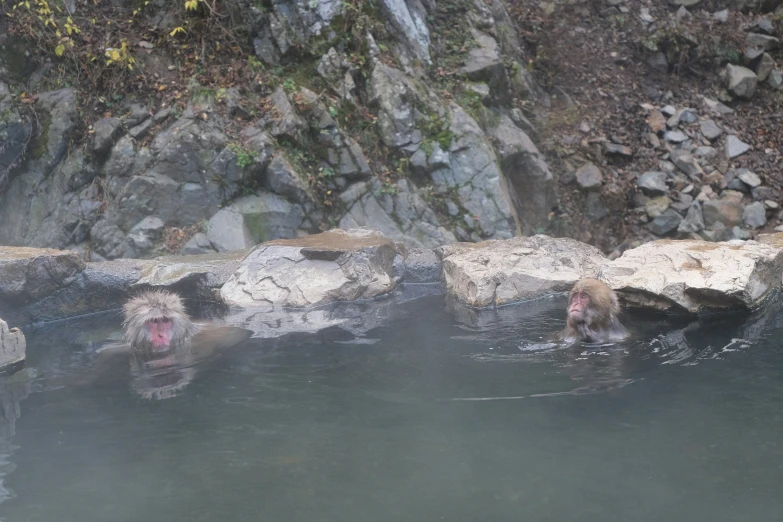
[
  {"xmin": 122, "ymin": 290, "xmax": 198, "ymax": 351},
  {"xmin": 567, "ymin": 278, "xmax": 618, "ymax": 326}
]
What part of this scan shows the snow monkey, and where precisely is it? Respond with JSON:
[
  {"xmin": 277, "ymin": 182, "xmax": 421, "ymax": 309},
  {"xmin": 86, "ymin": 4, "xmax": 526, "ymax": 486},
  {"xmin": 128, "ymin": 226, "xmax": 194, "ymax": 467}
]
[
  {"xmin": 560, "ymin": 278, "xmax": 629, "ymax": 344},
  {"xmin": 89, "ymin": 289, "xmax": 251, "ymax": 400}
]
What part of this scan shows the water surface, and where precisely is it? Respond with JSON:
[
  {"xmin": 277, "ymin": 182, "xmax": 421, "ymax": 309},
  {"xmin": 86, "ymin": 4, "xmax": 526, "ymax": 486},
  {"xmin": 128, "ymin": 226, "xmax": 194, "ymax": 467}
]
[{"xmin": 1, "ymin": 293, "xmax": 782, "ymax": 522}]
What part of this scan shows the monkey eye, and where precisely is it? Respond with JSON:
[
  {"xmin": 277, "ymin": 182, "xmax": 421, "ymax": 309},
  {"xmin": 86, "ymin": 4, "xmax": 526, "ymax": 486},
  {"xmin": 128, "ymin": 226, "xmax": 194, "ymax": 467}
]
[{"xmin": 161, "ymin": 317, "xmax": 170, "ymax": 324}]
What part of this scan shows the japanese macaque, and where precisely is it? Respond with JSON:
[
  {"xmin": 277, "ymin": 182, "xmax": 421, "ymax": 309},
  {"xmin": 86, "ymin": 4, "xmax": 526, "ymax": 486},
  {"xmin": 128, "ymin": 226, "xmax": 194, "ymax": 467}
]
[
  {"xmin": 560, "ymin": 278, "xmax": 629, "ymax": 344},
  {"xmin": 92, "ymin": 290, "xmax": 251, "ymax": 400}
]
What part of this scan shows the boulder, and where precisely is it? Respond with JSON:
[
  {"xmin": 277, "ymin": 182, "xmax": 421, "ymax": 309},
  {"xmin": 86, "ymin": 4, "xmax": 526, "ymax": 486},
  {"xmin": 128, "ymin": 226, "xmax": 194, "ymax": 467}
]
[
  {"xmin": 220, "ymin": 228, "xmax": 399, "ymax": 308},
  {"xmin": 575, "ymin": 162, "xmax": 603, "ymax": 191},
  {"xmin": 727, "ymin": 64, "xmax": 758, "ymax": 99},
  {"xmin": 439, "ymin": 235, "xmax": 609, "ymax": 307},
  {"xmin": 603, "ymin": 239, "xmax": 783, "ymax": 313},
  {"xmin": 0, "ymin": 319, "xmax": 25, "ymax": 372},
  {"xmin": 393, "ymin": 247, "xmax": 441, "ymax": 284},
  {"xmin": 0, "ymin": 247, "xmax": 85, "ymax": 303},
  {"xmin": 637, "ymin": 171, "xmax": 668, "ymax": 196}
]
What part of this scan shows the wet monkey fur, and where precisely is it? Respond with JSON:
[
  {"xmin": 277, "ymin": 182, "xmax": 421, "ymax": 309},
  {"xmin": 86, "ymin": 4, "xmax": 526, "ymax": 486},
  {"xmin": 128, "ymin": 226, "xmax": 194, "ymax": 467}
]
[
  {"xmin": 560, "ymin": 278, "xmax": 629, "ymax": 344},
  {"xmin": 80, "ymin": 289, "xmax": 252, "ymax": 400}
]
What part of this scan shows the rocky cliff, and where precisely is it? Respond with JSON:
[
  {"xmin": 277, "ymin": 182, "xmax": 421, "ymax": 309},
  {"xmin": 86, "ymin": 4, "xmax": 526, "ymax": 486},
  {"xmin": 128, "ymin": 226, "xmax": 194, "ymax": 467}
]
[{"xmin": 1, "ymin": 0, "xmax": 782, "ymax": 258}]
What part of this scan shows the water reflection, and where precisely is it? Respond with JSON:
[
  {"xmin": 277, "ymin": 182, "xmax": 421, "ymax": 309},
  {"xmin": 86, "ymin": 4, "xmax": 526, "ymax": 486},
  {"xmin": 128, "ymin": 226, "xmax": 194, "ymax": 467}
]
[{"xmin": 0, "ymin": 369, "xmax": 31, "ymax": 505}]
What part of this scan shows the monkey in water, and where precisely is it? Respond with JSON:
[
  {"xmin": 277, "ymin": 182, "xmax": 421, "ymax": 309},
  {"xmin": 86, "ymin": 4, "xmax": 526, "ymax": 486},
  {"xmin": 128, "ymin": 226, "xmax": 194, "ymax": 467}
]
[
  {"xmin": 91, "ymin": 290, "xmax": 251, "ymax": 400},
  {"xmin": 559, "ymin": 278, "xmax": 629, "ymax": 344}
]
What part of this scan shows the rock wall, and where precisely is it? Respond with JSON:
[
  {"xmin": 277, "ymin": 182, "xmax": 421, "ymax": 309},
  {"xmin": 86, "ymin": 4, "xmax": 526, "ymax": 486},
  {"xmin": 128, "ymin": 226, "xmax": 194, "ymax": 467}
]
[{"xmin": 0, "ymin": 0, "xmax": 556, "ymax": 259}]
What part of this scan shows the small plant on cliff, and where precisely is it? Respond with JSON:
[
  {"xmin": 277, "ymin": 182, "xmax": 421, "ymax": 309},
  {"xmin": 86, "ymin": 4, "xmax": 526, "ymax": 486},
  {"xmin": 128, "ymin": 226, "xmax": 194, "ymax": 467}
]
[{"xmin": 228, "ymin": 143, "xmax": 256, "ymax": 168}]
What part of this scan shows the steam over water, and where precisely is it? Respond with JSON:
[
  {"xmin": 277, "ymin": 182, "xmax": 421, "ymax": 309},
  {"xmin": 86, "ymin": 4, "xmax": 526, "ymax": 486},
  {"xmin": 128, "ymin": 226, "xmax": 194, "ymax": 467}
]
[{"xmin": 1, "ymin": 293, "xmax": 782, "ymax": 522}]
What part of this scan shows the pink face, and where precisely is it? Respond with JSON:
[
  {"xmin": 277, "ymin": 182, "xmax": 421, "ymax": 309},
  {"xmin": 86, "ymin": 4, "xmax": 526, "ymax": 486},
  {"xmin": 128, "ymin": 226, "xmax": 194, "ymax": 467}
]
[
  {"xmin": 569, "ymin": 291, "xmax": 590, "ymax": 320},
  {"xmin": 146, "ymin": 317, "xmax": 173, "ymax": 348}
]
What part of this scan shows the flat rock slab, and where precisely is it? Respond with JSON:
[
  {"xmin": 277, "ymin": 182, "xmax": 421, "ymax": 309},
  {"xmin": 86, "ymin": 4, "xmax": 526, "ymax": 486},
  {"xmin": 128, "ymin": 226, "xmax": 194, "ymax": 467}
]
[
  {"xmin": 220, "ymin": 228, "xmax": 399, "ymax": 308},
  {"xmin": 602, "ymin": 239, "xmax": 783, "ymax": 313},
  {"xmin": 0, "ymin": 247, "xmax": 85, "ymax": 303},
  {"xmin": 439, "ymin": 235, "xmax": 609, "ymax": 308},
  {"xmin": 136, "ymin": 250, "xmax": 249, "ymax": 299},
  {"xmin": 0, "ymin": 318, "xmax": 25, "ymax": 371}
]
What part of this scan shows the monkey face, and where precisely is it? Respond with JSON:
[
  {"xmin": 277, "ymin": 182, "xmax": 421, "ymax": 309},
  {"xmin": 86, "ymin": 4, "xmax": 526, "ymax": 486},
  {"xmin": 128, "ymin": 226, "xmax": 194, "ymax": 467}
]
[
  {"xmin": 568, "ymin": 290, "xmax": 590, "ymax": 322},
  {"xmin": 146, "ymin": 317, "xmax": 173, "ymax": 348}
]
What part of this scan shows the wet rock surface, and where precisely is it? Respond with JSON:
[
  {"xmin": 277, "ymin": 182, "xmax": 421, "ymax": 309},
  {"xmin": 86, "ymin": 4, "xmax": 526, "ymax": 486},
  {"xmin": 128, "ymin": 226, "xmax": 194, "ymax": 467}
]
[{"xmin": 0, "ymin": 318, "xmax": 25, "ymax": 371}]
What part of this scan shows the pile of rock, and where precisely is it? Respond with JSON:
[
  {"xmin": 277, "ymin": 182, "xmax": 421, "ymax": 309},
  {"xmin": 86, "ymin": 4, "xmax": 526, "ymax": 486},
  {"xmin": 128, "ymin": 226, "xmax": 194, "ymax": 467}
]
[{"xmin": 627, "ymin": 96, "xmax": 777, "ymax": 242}]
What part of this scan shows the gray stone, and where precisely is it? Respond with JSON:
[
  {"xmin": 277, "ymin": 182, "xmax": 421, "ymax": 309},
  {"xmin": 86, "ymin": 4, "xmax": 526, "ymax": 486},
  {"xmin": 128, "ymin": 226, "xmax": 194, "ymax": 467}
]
[
  {"xmin": 604, "ymin": 142, "xmax": 633, "ymax": 157},
  {"xmin": 380, "ymin": 0, "xmax": 431, "ymax": 65},
  {"xmin": 220, "ymin": 228, "xmax": 398, "ymax": 308},
  {"xmin": 727, "ymin": 135, "xmax": 752, "ymax": 158},
  {"xmin": 0, "ymin": 246, "xmax": 86, "ymax": 304},
  {"xmin": 756, "ymin": 53, "xmax": 776, "ymax": 82},
  {"xmin": 92, "ymin": 117, "xmax": 123, "ymax": 155},
  {"xmin": 439, "ymin": 235, "xmax": 610, "ymax": 308},
  {"xmin": 702, "ymin": 97, "xmax": 734, "ymax": 115},
  {"xmin": 670, "ymin": 149, "xmax": 703, "ymax": 177},
  {"xmin": 732, "ymin": 226, "xmax": 753, "ymax": 241},
  {"xmin": 124, "ymin": 216, "xmax": 166, "ymax": 258},
  {"xmin": 668, "ymin": 0, "xmax": 701, "ymax": 6},
  {"xmin": 738, "ymin": 169, "xmax": 762, "ymax": 188},
  {"xmin": 694, "ymin": 146, "xmax": 718, "ymax": 160},
  {"xmin": 637, "ymin": 171, "xmax": 668, "ymax": 196},
  {"xmin": 585, "ymin": 192, "xmax": 608, "ymax": 221},
  {"xmin": 181, "ymin": 232, "xmax": 216, "ymax": 255},
  {"xmin": 0, "ymin": 318, "xmax": 25, "ymax": 371},
  {"xmin": 677, "ymin": 201, "xmax": 705, "ymax": 233},
  {"xmin": 394, "ymin": 248, "xmax": 441, "ymax": 284},
  {"xmin": 648, "ymin": 208, "xmax": 682, "ymax": 236},
  {"xmin": 700, "ymin": 119, "xmax": 723, "ymax": 141},
  {"xmin": 575, "ymin": 162, "xmax": 603, "ymax": 191},
  {"xmin": 746, "ymin": 32, "xmax": 779, "ymax": 51},
  {"xmin": 265, "ymin": 154, "xmax": 312, "ymax": 204},
  {"xmin": 751, "ymin": 17, "xmax": 775, "ymax": 35},
  {"xmin": 645, "ymin": 196, "xmax": 672, "ymax": 219},
  {"xmin": 768, "ymin": 69, "xmax": 783, "ymax": 89},
  {"xmin": 602, "ymin": 239, "xmax": 783, "ymax": 313},
  {"xmin": 743, "ymin": 201, "xmax": 767, "ymax": 228},
  {"xmin": 713, "ymin": 9, "xmax": 728, "ymax": 23},
  {"xmin": 461, "ymin": 29, "xmax": 511, "ymax": 104},
  {"xmin": 727, "ymin": 64, "xmax": 758, "ymax": 99},
  {"xmin": 268, "ymin": 87, "xmax": 305, "ymax": 140},
  {"xmin": 703, "ymin": 198, "xmax": 744, "ymax": 228},
  {"xmin": 206, "ymin": 208, "xmax": 255, "ymax": 253},
  {"xmin": 664, "ymin": 130, "xmax": 688, "ymax": 143}
]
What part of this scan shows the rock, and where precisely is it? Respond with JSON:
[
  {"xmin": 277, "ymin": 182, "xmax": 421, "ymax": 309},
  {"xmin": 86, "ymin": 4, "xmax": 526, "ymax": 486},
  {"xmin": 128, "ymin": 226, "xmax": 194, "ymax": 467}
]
[
  {"xmin": 645, "ymin": 196, "xmax": 671, "ymax": 218},
  {"xmin": 181, "ymin": 232, "xmax": 216, "ymax": 255},
  {"xmin": 461, "ymin": 29, "xmax": 510, "ymax": 104},
  {"xmin": 713, "ymin": 9, "xmax": 729, "ymax": 23},
  {"xmin": 668, "ymin": 0, "xmax": 701, "ymax": 6},
  {"xmin": 727, "ymin": 135, "xmax": 752, "ymax": 158},
  {"xmin": 664, "ymin": 130, "xmax": 688, "ymax": 143},
  {"xmin": 604, "ymin": 142, "xmax": 633, "ymax": 157},
  {"xmin": 0, "ymin": 319, "xmax": 25, "ymax": 371},
  {"xmin": 637, "ymin": 171, "xmax": 668, "ymax": 196},
  {"xmin": 575, "ymin": 162, "xmax": 603, "ymax": 191},
  {"xmin": 647, "ymin": 52, "xmax": 669, "ymax": 72},
  {"xmin": 737, "ymin": 169, "xmax": 762, "ymax": 187},
  {"xmin": 703, "ymin": 198, "xmax": 744, "ymax": 228},
  {"xmin": 584, "ymin": 192, "xmax": 608, "ymax": 221},
  {"xmin": 0, "ymin": 247, "xmax": 86, "ymax": 304},
  {"xmin": 751, "ymin": 17, "xmax": 775, "ymax": 35},
  {"xmin": 370, "ymin": 63, "xmax": 427, "ymax": 148},
  {"xmin": 206, "ymin": 208, "xmax": 255, "ymax": 252},
  {"xmin": 702, "ymin": 97, "xmax": 734, "ymax": 115},
  {"xmin": 677, "ymin": 201, "xmax": 706, "ymax": 233},
  {"xmin": 648, "ymin": 208, "xmax": 682, "ymax": 236},
  {"xmin": 488, "ymin": 115, "xmax": 557, "ymax": 231},
  {"xmin": 743, "ymin": 201, "xmax": 767, "ymax": 228},
  {"xmin": 727, "ymin": 64, "xmax": 758, "ymax": 99},
  {"xmin": 699, "ymin": 119, "xmax": 723, "ymax": 141},
  {"xmin": 756, "ymin": 53, "xmax": 776, "ymax": 81},
  {"xmin": 340, "ymin": 179, "xmax": 456, "ymax": 249},
  {"xmin": 746, "ymin": 32, "xmax": 779, "ymax": 51},
  {"xmin": 603, "ymin": 239, "xmax": 783, "ymax": 313},
  {"xmin": 124, "ymin": 216, "xmax": 165, "ymax": 258},
  {"xmin": 393, "ymin": 248, "xmax": 441, "ymax": 284},
  {"xmin": 732, "ymin": 226, "xmax": 753, "ymax": 240},
  {"xmin": 693, "ymin": 146, "xmax": 718, "ymax": 160},
  {"xmin": 220, "ymin": 228, "xmax": 398, "ymax": 308},
  {"xmin": 646, "ymin": 109, "xmax": 667, "ymax": 133},
  {"xmin": 768, "ymin": 69, "xmax": 783, "ymax": 89},
  {"xmin": 439, "ymin": 235, "xmax": 609, "ymax": 308},
  {"xmin": 91, "ymin": 117, "xmax": 123, "ymax": 155},
  {"xmin": 765, "ymin": 200, "xmax": 779, "ymax": 210},
  {"xmin": 670, "ymin": 149, "xmax": 703, "ymax": 177},
  {"xmin": 380, "ymin": 0, "xmax": 431, "ymax": 65},
  {"xmin": 268, "ymin": 87, "xmax": 305, "ymax": 140},
  {"xmin": 133, "ymin": 250, "xmax": 246, "ymax": 299}
]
